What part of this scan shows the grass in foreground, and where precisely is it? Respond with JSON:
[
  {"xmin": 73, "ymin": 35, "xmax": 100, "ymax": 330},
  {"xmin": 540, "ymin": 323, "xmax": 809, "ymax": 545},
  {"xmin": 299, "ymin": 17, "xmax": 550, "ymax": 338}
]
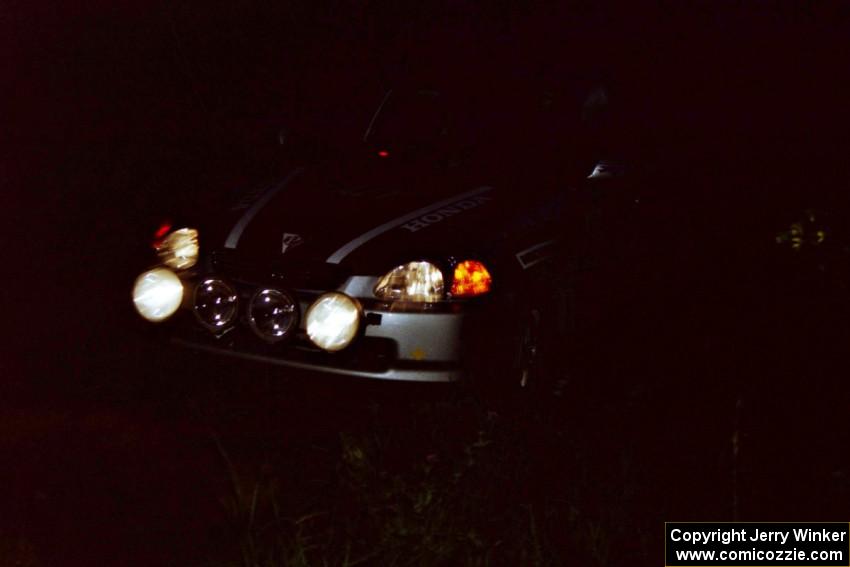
[{"xmin": 208, "ymin": 391, "xmax": 655, "ymax": 567}]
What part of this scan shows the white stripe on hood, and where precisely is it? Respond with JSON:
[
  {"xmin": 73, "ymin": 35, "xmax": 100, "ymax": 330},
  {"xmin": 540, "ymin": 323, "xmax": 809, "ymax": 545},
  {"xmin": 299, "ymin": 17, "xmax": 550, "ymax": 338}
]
[{"xmin": 325, "ymin": 185, "xmax": 493, "ymax": 264}]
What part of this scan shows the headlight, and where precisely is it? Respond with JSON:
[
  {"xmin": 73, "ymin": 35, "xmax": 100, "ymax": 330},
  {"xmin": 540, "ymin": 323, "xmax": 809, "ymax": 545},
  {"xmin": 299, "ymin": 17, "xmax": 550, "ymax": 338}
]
[
  {"xmin": 157, "ymin": 228, "xmax": 199, "ymax": 270},
  {"xmin": 132, "ymin": 268, "xmax": 184, "ymax": 322},
  {"xmin": 373, "ymin": 261, "xmax": 444, "ymax": 302},
  {"xmin": 305, "ymin": 292, "xmax": 362, "ymax": 351}
]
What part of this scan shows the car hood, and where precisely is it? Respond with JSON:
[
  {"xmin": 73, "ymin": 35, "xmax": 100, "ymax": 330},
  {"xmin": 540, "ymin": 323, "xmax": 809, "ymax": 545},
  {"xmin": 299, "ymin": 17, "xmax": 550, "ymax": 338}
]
[{"xmin": 213, "ymin": 157, "xmax": 511, "ymax": 275}]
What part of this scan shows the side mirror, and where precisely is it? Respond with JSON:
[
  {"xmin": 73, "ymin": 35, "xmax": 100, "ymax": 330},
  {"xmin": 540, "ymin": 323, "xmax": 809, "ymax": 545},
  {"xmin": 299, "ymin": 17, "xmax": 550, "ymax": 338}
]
[
  {"xmin": 277, "ymin": 127, "xmax": 290, "ymax": 146},
  {"xmin": 586, "ymin": 159, "xmax": 624, "ymax": 180}
]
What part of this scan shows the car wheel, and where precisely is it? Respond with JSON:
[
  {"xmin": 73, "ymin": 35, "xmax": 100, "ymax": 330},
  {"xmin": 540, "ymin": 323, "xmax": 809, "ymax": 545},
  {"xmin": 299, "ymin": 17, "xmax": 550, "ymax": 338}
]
[
  {"xmin": 511, "ymin": 299, "xmax": 574, "ymax": 402},
  {"xmin": 464, "ymin": 296, "xmax": 564, "ymax": 411},
  {"xmin": 514, "ymin": 306, "xmax": 542, "ymax": 389}
]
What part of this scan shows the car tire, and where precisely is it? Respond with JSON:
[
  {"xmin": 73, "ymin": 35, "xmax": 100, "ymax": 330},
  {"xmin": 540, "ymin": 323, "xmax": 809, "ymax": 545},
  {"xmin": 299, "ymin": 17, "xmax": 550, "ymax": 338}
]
[{"xmin": 464, "ymin": 293, "xmax": 568, "ymax": 411}]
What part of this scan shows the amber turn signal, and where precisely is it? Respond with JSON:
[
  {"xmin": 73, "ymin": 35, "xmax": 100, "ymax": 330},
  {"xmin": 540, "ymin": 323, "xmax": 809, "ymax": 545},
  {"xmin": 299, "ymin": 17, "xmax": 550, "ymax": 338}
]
[{"xmin": 451, "ymin": 260, "xmax": 492, "ymax": 297}]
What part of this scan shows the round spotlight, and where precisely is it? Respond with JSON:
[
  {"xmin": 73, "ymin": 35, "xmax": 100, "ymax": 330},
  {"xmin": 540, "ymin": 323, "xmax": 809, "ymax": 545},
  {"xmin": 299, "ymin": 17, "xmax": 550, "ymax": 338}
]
[
  {"xmin": 157, "ymin": 228, "xmax": 199, "ymax": 270},
  {"xmin": 132, "ymin": 268, "xmax": 184, "ymax": 322},
  {"xmin": 193, "ymin": 278, "xmax": 239, "ymax": 331},
  {"xmin": 305, "ymin": 292, "xmax": 362, "ymax": 352},
  {"xmin": 248, "ymin": 288, "xmax": 298, "ymax": 343}
]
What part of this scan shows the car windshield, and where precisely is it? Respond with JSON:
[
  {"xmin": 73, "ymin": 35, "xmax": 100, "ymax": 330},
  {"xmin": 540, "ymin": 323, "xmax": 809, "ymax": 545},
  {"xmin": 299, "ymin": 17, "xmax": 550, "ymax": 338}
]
[{"xmin": 364, "ymin": 89, "xmax": 456, "ymax": 150}]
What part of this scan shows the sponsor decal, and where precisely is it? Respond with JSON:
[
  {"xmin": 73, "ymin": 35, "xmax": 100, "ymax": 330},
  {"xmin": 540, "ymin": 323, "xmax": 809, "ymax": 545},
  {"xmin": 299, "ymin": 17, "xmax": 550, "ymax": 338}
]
[
  {"xmin": 400, "ymin": 195, "xmax": 492, "ymax": 233},
  {"xmin": 516, "ymin": 240, "xmax": 556, "ymax": 269},
  {"xmin": 280, "ymin": 233, "xmax": 304, "ymax": 254}
]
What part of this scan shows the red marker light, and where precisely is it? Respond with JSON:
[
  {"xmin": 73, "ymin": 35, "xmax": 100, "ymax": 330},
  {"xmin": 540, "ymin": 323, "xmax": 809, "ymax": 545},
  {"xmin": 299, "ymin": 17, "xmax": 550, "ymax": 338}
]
[
  {"xmin": 152, "ymin": 220, "xmax": 172, "ymax": 249},
  {"xmin": 377, "ymin": 150, "xmax": 390, "ymax": 158},
  {"xmin": 451, "ymin": 260, "xmax": 492, "ymax": 297}
]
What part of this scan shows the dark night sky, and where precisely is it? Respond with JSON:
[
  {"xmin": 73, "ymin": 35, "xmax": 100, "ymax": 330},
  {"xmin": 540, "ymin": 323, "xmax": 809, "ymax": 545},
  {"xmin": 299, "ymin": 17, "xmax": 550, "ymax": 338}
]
[
  {"xmin": 9, "ymin": 2, "xmax": 850, "ymax": 189},
  {"xmin": 10, "ymin": 3, "xmax": 850, "ymax": 151}
]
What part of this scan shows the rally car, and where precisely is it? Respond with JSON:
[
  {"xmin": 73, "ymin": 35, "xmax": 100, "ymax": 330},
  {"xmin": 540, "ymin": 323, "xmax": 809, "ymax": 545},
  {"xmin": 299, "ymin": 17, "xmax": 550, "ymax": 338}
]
[{"xmin": 130, "ymin": 87, "xmax": 614, "ymax": 387}]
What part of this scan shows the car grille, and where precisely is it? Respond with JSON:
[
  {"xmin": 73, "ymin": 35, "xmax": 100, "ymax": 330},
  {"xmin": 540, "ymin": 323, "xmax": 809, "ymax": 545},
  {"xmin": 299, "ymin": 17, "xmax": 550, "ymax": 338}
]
[{"xmin": 210, "ymin": 248, "xmax": 348, "ymax": 291}]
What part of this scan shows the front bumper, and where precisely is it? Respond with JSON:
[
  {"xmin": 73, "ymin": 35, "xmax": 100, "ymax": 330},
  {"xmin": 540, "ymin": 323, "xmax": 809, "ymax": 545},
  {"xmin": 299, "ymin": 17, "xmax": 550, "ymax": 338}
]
[
  {"xmin": 168, "ymin": 275, "xmax": 467, "ymax": 383},
  {"xmin": 171, "ymin": 336, "xmax": 464, "ymax": 382}
]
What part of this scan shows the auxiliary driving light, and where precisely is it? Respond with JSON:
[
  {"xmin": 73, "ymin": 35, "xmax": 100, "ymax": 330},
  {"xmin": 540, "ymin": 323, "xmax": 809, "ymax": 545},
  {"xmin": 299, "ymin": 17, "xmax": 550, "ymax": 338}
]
[
  {"xmin": 247, "ymin": 288, "xmax": 298, "ymax": 343},
  {"xmin": 305, "ymin": 292, "xmax": 362, "ymax": 352},
  {"xmin": 193, "ymin": 278, "xmax": 239, "ymax": 331},
  {"xmin": 157, "ymin": 227, "xmax": 199, "ymax": 270},
  {"xmin": 132, "ymin": 268, "xmax": 184, "ymax": 322}
]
